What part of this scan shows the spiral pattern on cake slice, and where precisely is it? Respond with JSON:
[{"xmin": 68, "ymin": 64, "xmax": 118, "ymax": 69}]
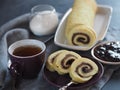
[
  {"xmin": 69, "ymin": 57, "xmax": 98, "ymax": 83},
  {"xmin": 46, "ymin": 50, "xmax": 68, "ymax": 72},
  {"xmin": 53, "ymin": 51, "xmax": 81, "ymax": 75},
  {"xmin": 67, "ymin": 24, "xmax": 96, "ymax": 47}
]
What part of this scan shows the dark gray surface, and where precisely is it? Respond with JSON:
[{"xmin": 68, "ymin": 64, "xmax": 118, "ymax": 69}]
[
  {"xmin": 0, "ymin": 0, "xmax": 120, "ymax": 90},
  {"xmin": 0, "ymin": 0, "xmax": 73, "ymax": 26},
  {"xmin": 0, "ymin": 0, "xmax": 120, "ymax": 29}
]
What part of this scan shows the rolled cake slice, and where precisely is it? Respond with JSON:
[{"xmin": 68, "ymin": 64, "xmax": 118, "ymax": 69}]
[
  {"xmin": 65, "ymin": 0, "xmax": 97, "ymax": 47},
  {"xmin": 53, "ymin": 51, "xmax": 81, "ymax": 75},
  {"xmin": 46, "ymin": 50, "xmax": 68, "ymax": 72},
  {"xmin": 68, "ymin": 24, "xmax": 96, "ymax": 47},
  {"xmin": 69, "ymin": 57, "xmax": 98, "ymax": 83}
]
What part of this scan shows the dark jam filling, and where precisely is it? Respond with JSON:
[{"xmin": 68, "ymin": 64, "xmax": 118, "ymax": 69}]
[
  {"xmin": 72, "ymin": 33, "xmax": 90, "ymax": 45},
  {"xmin": 94, "ymin": 42, "xmax": 120, "ymax": 62}
]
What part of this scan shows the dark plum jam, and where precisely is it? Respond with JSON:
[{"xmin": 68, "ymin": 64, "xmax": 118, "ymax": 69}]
[{"xmin": 94, "ymin": 41, "xmax": 120, "ymax": 62}]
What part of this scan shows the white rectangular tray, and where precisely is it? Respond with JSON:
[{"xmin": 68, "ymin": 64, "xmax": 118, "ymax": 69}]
[{"xmin": 54, "ymin": 5, "xmax": 112, "ymax": 51}]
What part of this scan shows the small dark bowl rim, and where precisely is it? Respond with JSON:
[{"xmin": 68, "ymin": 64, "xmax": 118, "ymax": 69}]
[{"xmin": 91, "ymin": 41, "xmax": 120, "ymax": 65}]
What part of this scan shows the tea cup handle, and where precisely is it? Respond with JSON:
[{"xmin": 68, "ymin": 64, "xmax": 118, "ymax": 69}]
[{"xmin": 10, "ymin": 62, "xmax": 23, "ymax": 78}]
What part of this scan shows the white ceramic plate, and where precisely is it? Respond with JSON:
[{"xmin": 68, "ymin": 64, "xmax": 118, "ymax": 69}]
[{"xmin": 54, "ymin": 5, "xmax": 112, "ymax": 51}]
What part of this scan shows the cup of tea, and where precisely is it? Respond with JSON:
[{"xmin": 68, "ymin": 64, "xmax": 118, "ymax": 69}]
[{"xmin": 8, "ymin": 39, "xmax": 46, "ymax": 79}]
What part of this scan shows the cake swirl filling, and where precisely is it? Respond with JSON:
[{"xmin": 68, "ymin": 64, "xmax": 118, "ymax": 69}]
[
  {"xmin": 72, "ymin": 33, "xmax": 90, "ymax": 45},
  {"xmin": 75, "ymin": 62, "xmax": 93, "ymax": 78},
  {"xmin": 51, "ymin": 54, "xmax": 60, "ymax": 63},
  {"xmin": 61, "ymin": 54, "xmax": 77, "ymax": 69}
]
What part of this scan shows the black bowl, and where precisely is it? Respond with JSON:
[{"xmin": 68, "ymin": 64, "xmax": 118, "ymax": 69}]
[{"xmin": 91, "ymin": 41, "xmax": 120, "ymax": 65}]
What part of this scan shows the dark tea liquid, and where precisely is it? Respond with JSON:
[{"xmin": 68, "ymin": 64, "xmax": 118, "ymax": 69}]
[{"xmin": 13, "ymin": 45, "xmax": 42, "ymax": 56}]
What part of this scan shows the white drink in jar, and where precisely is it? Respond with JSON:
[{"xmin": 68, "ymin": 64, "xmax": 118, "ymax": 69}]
[{"xmin": 29, "ymin": 5, "xmax": 59, "ymax": 36}]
